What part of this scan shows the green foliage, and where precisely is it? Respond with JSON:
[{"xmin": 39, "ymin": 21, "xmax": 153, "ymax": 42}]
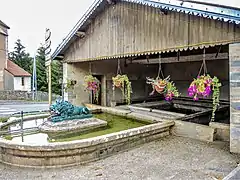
[
  {"xmin": 36, "ymin": 45, "xmax": 47, "ymax": 92},
  {"xmin": 51, "ymin": 60, "xmax": 62, "ymax": 95},
  {"xmin": 8, "ymin": 39, "xmax": 33, "ymax": 73},
  {"xmin": 112, "ymin": 74, "xmax": 132, "ymax": 105},
  {"xmin": 146, "ymin": 76, "xmax": 180, "ymax": 101},
  {"xmin": 0, "ymin": 117, "xmax": 8, "ymax": 123},
  {"xmin": 188, "ymin": 74, "xmax": 221, "ymax": 121},
  {"xmin": 64, "ymin": 79, "xmax": 76, "ymax": 92},
  {"xmin": 35, "ymin": 44, "xmax": 62, "ymax": 95},
  {"xmin": 211, "ymin": 76, "xmax": 222, "ymax": 121}
]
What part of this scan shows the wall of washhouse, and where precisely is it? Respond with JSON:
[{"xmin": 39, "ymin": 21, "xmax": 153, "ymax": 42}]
[{"xmin": 64, "ymin": 57, "xmax": 229, "ymax": 106}]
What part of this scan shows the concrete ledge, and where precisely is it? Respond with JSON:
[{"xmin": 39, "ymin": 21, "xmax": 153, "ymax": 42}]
[
  {"xmin": 223, "ymin": 165, "xmax": 240, "ymax": 180},
  {"xmin": 39, "ymin": 118, "xmax": 108, "ymax": 138},
  {"xmin": 0, "ymin": 121, "xmax": 173, "ymax": 168},
  {"xmin": 209, "ymin": 122, "xmax": 230, "ymax": 142},
  {"xmin": 171, "ymin": 120, "xmax": 216, "ymax": 142}
]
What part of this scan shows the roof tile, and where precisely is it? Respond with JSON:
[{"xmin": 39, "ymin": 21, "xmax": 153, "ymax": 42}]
[{"xmin": 5, "ymin": 60, "xmax": 31, "ymax": 77}]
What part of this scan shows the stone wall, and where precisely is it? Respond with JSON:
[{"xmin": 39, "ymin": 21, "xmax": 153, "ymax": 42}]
[
  {"xmin": 0, "ymin": 90, "xmax": 31, "ymax": 100},
  {"xmin": 0, "ymin": 90, "xmax": 60, "ymax": 101},
  {"xmin": 229, "ymin": 43, "xmax": 240, "ymax": 153}
]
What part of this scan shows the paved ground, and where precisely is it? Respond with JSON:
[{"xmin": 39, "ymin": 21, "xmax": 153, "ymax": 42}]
[
  {"xmin": 0, "ymin": 102, "xmax": 49, "ymax": 116},
  {"xmin": 0, "ymin": 136, "xmax": 239, "ymax": 180}
]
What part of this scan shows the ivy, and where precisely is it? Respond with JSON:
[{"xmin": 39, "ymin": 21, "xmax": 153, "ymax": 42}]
[
  {"xmin": 64, "ymin": 79, "xmax": 76, "ymax": 92},
  {"xmin": 112, "ymin": 74, "xmax": 132, "ymax": 105},
  {"xmin": 211, "ymin": 76, "xmax": 221, "ymax": 121}
]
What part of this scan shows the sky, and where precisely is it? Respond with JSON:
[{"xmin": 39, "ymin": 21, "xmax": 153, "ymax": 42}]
[
  {"xmin": 0, "ymin": 0, "xmax": 239, "ymax": 57},
  {"xmin": 0, "ymin": 0, "xmax": 95, "ymax": 56}
]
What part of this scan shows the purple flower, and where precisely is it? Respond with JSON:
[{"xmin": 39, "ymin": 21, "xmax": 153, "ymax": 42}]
[
  {"xmin": 202, "ymin": 86, "xmax": 211, "ymax": 97},
  {"xmin": 193, "ymin": 96, "xmax": 199, "ymax": 101}
]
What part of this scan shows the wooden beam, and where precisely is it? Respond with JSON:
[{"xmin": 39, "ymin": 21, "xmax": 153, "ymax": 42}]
[{"xmin": 127, "ymin": 53, "xmax": 228, "ymax": 64}]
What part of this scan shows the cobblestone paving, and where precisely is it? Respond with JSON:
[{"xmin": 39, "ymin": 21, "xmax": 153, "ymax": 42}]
[{"xmin": 0, "ymin": 136, "xmax": 239, "ymax": 180}]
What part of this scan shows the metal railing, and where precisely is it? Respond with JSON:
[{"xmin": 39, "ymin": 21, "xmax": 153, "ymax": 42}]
[{"xmin": 0, "ymin": 110, "xmax": 50, "ymax": 142}]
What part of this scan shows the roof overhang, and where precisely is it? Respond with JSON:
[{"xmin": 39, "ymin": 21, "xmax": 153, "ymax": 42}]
[{"xmin": 52, "ymin": 0, "xmax": 240, "ymax": 60}]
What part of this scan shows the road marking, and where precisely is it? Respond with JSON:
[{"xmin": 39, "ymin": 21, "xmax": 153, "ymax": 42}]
[{"xmin": 0, "ymin": 108, "xmax": 18, "ymax": 115}]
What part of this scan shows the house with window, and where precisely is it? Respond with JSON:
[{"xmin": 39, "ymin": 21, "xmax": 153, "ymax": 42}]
[
  {"xmin": 0, "ymin": 20, "xmax": 31, "ymax": 92},
  {"xmin": 4, "ymin": 60, "xmax": 31, "ymax": 91}
]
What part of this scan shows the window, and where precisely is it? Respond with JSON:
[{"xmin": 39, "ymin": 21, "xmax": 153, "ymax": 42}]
[{"xmin": 21, "ymin": 77, "xmax": 24, "ymax": 86}]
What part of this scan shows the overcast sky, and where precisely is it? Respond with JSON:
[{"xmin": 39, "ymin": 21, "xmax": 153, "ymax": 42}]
[
  {"xmin": 0, "ymin": 0, "xmax": 94, "ymax": 56},
  {"xmin": 0, "ymin": 0, "xmax": 239, "ymax": 56}
]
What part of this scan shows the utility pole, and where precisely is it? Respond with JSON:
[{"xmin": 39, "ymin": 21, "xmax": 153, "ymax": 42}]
[
  {"xmin": 45, "ymin": 28, "xmax": 52, "ymax": 107},
  {"xmin": 32, "ymin": 54, "xmax": 37, "ymax": 101}
]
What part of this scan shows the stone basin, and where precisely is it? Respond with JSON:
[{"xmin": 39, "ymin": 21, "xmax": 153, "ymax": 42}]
[{"xmin": 39, "ymin": 118, "xmax": 107, "ymax": 138}]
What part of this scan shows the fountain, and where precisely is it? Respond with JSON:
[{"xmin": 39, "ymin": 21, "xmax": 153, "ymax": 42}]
[{"xmin": 39, "ymin": 100, "xmax": 107, "ymax": 138}]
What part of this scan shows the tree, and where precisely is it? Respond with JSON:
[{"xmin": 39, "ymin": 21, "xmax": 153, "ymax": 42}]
[
  {"xmin": 8, "ymin": 39, "xmax": 33, "ymax": 73},
  {"xmin": 36, "ymin": 45, "xmax": 48, "ymax": 92},
  {"xmin": 35, "ymin": 44, "xmax": 62, "ymax": 95},
  {"xmin": 51, "ymin": 60, "xmax": 62, "ymax": 95}
]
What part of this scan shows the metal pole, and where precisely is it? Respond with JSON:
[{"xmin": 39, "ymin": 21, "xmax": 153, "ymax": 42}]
[
  {"xmin": 20, "ymin": 111, "xmax": 24, "ymax": 142},
  {"xmin": 48, "ymin": 62, "xmax": 52, "ymax": 107}
]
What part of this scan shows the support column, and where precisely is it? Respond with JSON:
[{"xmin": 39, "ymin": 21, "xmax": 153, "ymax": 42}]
[
  {"xmin": 229, "ymin": 43, "xmax": 240, "ymax": 153},
  {"xmin": 62, "ymin": 62, "xmax": 68, "ymax": 101}
]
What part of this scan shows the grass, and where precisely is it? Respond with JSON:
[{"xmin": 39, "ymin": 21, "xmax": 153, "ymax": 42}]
[
  {"xmin": 0, "ymin": 117, "xmax": 9, "ymax": 123},
  {"xmin": 50, "ymin": 113, "xmax": 151, "ymax": 142},
  {"xmin": 4, "ymin": 135, "xmax": 13, "ymax": 140}
]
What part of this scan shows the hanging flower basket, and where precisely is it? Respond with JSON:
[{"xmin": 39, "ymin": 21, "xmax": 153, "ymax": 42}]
[
  {"xmin": 112, "ymin": 74, "xmax": 132, "ymax": 105},
  {"xmin": 146, "ymin": 76, "xmax": 180, "ymax": 101},
  {"xmin": 83, "ymin": 75, "xmax": 101, "ymax": 103},
  {"xmin": 188, "ymin": 74, "xmax": 221, "ymax": 121},
  {"xmin": 64, "ymin": 79, "xmax": 77, "ymax": 92}
]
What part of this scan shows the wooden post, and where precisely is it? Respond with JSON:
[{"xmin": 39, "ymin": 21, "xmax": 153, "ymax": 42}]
[{"xmin": 48, "ymin": 63, "xmax": 52, "ymax": 107}]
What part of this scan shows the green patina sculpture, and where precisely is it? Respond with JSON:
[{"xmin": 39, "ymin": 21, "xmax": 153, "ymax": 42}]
[{"xmin": 50, "ymin": 99, "xmax": 92, "ymax": 122}]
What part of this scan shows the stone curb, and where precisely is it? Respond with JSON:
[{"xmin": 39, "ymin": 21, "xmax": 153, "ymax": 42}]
[{"xmin": 223, "ymin": 165, "xmax": 240, "ymax": 180}]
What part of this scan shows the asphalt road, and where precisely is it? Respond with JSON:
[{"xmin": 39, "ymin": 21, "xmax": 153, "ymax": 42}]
[{"xmin": 0, "ymin": 102, "xmax": 49, "ymax": 116}]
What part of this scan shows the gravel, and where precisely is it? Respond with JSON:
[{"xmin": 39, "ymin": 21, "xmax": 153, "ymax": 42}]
[{"xmin": 0, "ymin": 136, "xmax": 239, "ymax": 180}]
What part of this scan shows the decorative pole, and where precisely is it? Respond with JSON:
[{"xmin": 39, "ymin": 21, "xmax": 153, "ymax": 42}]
[{"xmin": 45, "ymin": 28, "xmax": 52, "ymax": 107}]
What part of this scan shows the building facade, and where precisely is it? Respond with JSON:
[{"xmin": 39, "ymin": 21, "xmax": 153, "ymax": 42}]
[
  {"xmin": 0, "ymin": 20, "xmax": 9, "ymax": 90},
  {"xmin": 5, "ymin": 60, "xmax": 31, "ymax": 91},
  {"xmin": 52, "ymin": 0, "xmax": 240, "ymax": 153}
]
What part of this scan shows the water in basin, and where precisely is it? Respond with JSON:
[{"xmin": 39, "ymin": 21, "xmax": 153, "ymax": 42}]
[{"xmin": 1, "ymin": 113, "xmax": 150, "ymax": 144}]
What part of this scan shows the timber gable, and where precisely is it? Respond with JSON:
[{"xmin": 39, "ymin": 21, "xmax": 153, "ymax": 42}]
[{"xmin": 64, "ymin": 1, "xmax": 240, "ymax": 62}]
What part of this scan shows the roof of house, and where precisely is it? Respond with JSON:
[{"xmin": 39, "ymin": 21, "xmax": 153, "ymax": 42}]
[
  {"xmin": 52, "ymin": 0, "xmax": 240, "ymax": 60},
  {"xmin": 5, "ymin": 60, "xmax": 31, "ymax": 77},
  {"xmin": 0, "ymin": 20, "xmax": 10, "ymax": 29}
]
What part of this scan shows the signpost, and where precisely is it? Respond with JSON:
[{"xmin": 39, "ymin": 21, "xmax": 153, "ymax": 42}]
[{"xmin": 45, "ymin": 28, "xmax": 52, "ymax": 107}]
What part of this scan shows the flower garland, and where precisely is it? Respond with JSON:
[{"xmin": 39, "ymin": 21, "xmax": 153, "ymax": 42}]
[
  {"xmin": 146, "ymin": 76, "xmax": 180, "ymax": 101},
  {"xmin": 188, "ymin": 74, "xmax": 221, "ymax": 121},
  {"xmin": 83, "ymin": 75, "xmax": 101, "ymax": 103},
  {"xmin": 112, "ymin": 74, "xmax": 132, "ymax": 105}
]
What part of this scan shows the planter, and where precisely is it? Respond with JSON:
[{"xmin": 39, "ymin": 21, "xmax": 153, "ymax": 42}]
[
  {"xmin": 83, "ymin": 75, "xmax": 101, "ymax": 103},
  {"xmin": 146, "ymin": 76, "xmax": 179, "ymax": 101},
  {"xmin": 112, "ymin": 74, "xmax": 132, "ymax": 105},
  {"xmin": 188, "ymin": 74, "xmax": 221, "ymax": 121}
]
